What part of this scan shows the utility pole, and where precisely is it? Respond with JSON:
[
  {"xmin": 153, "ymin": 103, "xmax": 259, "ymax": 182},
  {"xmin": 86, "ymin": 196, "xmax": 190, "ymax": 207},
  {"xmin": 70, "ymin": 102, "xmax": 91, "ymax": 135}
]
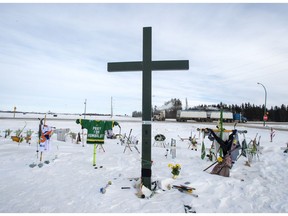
[
  {"xmin": 84, "ymin": 99, "xmax": 87, "ymax": 119},
  {"xmin": 82, "ymin": 99, "xmax": 87, "ymax": 147},
  {"xmin": 111, "ymin": 96, "xmax": 113, "ymax": 118}
]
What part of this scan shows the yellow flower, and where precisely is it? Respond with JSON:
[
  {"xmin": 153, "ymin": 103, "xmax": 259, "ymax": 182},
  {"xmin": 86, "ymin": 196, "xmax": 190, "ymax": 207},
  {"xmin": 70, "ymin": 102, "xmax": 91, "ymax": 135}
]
[
  {"xmin": 175, "ymin": 164, "xmax": 181, "ymax": 169},
  {"xmin": 217, "ymin": 157, "xmax": 223, "ymax": 163},
  {"xmin": 168, "ymin": 163, "xmax": 173, "ymax": 168}
]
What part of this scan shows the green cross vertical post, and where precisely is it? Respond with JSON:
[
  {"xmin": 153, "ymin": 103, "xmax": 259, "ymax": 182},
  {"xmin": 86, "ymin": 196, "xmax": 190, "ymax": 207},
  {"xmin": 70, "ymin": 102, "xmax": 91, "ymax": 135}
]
[{"xmin": 107, "ymin": 27, "xmax": 189, "ymax": 189}]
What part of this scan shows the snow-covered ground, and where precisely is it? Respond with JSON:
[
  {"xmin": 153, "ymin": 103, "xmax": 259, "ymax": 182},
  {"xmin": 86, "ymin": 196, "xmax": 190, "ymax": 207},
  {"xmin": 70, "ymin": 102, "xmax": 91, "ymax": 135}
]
[{"xmin": 0, "ymin": 115, "xmax": 288, "ymax": 213}]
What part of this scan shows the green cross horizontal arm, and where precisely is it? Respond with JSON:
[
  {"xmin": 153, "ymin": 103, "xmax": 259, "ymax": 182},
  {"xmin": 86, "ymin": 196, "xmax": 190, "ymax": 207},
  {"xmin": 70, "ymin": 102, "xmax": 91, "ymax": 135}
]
[{"xmin": 108, "ymin": 60, "xmax": 189, "ymax": 72}]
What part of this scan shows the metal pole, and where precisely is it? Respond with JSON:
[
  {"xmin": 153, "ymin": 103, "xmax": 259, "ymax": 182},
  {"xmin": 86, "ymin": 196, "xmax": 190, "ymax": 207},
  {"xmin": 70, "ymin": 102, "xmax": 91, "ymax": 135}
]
[
  {"xmin": 82, "ymin": 99, "xmax": 87, "ymax": 147},
  {"xmin": 257, "ymin": 82, "xmax": 267, "ymax": 126},
  {"xmin": 13, "ymin": 106, "xmax": 16, "ymax": 118},
  {"xmin": 84, "ymin": 99, "xmax": 87, "ymax": 119},
  {"xmin": 111, "ymin": 96, "xmax": 113, "ymax": 118}
]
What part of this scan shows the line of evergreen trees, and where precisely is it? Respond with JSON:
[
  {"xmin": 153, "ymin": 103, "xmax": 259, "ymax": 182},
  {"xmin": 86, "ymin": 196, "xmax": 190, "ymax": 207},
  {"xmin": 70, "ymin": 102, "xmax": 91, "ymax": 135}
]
[
  {"xmin": 132, "ymin": 98, "xmax": 288, "ymax": 122},
  {"xmin": 221, "ymin": 103, "xmax": 288, "ymax": 122}
]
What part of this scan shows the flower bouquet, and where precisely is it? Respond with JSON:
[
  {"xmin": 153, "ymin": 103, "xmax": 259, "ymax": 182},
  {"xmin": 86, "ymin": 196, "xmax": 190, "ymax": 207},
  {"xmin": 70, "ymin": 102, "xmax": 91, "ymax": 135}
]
[{"xmin": 168, "ymin": 163, "xmax": 181, "ymax": 179}]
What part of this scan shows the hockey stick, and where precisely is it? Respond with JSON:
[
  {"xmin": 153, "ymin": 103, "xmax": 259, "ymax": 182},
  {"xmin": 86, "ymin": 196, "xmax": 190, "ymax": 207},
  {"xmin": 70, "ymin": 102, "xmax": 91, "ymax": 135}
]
[
  {"xmin": 19, "ymin": 121, "xmax": 27, "ymax": 137},
  {"xmin": 39, "ymin": 114, "xmax": 47, "ymax": 162},
  {"xmin": 36, "ymin": 118, "xmax": 44, "ymax": 159},
  {"xmin": 17, "ymin": 121, "xmax": 27, "ymax": 145},
  {"xmin": 203, "ymin": 144, "xmax": 240, "ymax": 172}
]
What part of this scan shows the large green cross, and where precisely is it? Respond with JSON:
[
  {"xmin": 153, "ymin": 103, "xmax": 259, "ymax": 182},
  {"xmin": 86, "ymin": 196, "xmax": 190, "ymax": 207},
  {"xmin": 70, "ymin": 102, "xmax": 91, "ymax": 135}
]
[{"xmin": 107, "ymin": 27, "xmax": 189, "ymax": 189}]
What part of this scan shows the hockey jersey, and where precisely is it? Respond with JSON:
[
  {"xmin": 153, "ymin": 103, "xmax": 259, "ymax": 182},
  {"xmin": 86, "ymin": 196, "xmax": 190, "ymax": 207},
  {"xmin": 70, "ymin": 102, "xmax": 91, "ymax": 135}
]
[{"xmin": 76, "ymin": 119, "xmax": 118, "ymax": 144}]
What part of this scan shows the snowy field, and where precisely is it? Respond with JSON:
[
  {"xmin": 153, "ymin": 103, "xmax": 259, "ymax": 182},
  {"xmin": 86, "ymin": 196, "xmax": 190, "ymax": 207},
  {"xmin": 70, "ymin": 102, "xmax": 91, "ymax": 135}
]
[{"xmin": 0, "ymin": 114, "xmax": 288, "ymax": 213}]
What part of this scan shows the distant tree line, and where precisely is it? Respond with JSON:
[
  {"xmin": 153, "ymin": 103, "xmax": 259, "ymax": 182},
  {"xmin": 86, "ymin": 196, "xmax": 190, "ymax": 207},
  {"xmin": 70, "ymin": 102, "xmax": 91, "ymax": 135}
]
[
  {"xmin": 132, "ymin": 110, "xmax": 142, "ymax": 117},
  {"xmin": 232, "ymin": 103, "xmax": 288, "ymax": 122},
  {"xmin": 195, "ymin": 102, "xmax": 288, "ymax": 122},
  {"xmin": 132, "ymin": 99, "xmax": 288, "ymax": 122}
]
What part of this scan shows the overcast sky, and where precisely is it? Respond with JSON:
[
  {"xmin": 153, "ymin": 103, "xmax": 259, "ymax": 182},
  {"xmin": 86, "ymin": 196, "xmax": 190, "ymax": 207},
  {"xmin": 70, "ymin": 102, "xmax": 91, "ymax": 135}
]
[{"xmin": 1, "ymin": 3, "xmax": 288, "ymax": 115}]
